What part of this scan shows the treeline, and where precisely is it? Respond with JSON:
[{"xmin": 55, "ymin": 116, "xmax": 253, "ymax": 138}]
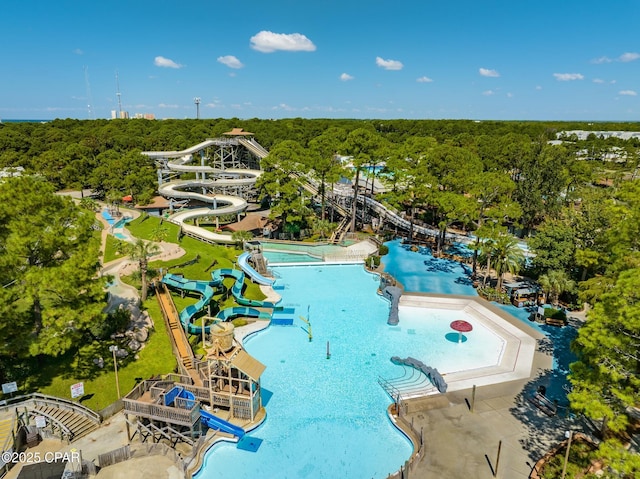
[{"xmin": 0, "ymin": 117, "xmax": 638, "ymax": 203}]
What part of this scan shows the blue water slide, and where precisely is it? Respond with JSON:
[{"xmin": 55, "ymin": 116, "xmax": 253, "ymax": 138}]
[
  {"xmin": 200, "ymin": 409, "xmax": 245, "ymax": 438},
  {"xmin": 164, "ymin": 386, "xmax": 196, "ymax": 409},
  {"xmin": 238, "ymin": 252, "xmax": 275, "ymax": 286}
]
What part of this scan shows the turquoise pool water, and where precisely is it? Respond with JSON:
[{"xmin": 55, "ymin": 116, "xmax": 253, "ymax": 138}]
[
  {"xmin": 197, "ymin": 263, "xmax": 504, "ymax": 479},
  {"xmin": 260, "ymin": 241, "xmax": 344, "ymax": 257},
  {"xmin": 381, "ymin": 239, "xmax": 476, "ymax": 295},
  {"xmin": 263, "ymin": 251, "xmax": 323, "ymax": 263}
]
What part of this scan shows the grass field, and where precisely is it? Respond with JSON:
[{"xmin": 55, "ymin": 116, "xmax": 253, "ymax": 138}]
[{"xmin": 25, "ymin": 212, "xmax": 264, "ymax": 411}]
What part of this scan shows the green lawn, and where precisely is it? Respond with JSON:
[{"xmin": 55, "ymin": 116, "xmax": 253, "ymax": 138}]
[
  {"xmin": 26, "ymin": 212, "xmax": 265, "ymax": 412},
  {"xmin": 103, "ymin": 234, "xmax": 128, "ymax": 264},
  {"xmin": 34, "ymin": 299, "xmax": 176, "ymax": 411}
]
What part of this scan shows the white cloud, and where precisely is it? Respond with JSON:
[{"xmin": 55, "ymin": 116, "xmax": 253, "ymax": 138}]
[
  {"xmin": 591, "ymin": 56, "xmax": 612, "ymax": 64},
  {"xmin": 376, "ymin": 56, "xmax": 403, "ymax": 71},
  {"xmin": 619, "ymin": 52, "xmax": 640, "ymax": 62},
  {"xmin": 154, "ymin": 56, "xmax": 182, "ymax": 68},
  {"xmin": 479, "ymin": 68, "xmax": 500, "ymax": 77},
  {"xmin": 272, "ymin": 103, "xmax": 296, "ymax": 111},
  {"xmin": 340, "ymin": 73, "xmax": 354, "ymax": 81},
  {"xmin": 619, "ymin": 90, "xmax": 637, "ymax": 96},
  {"xmin": 416, "ymin": 76, "xmax": 433, "ymax": 83},
  {"xmin": 593, "ymin": 78, "xmax": 605, "ymax": 84},
  {"xmin": 250, "ymin": 31, "xmax": 316, "ymax": 53},
  {"xmin": 482, "ymin": 90, "xmax": 495, "ymax": 96},
  {"xmin": 157, "ymin": 103, "xmax": 180, "ymax": 108},
  {"xmin": 73, "ymin": 48, "xmax": 83, "ymax": 55},
  {"xmin": 535, "ymin": 85, "xmax": 542, "ymax": 90},
  {"xmin": 506, "ymin": 92, "xmax": 513, "ymax": 98},
  {"xmin": 217, "ymin": 55, "xmax": 244, "ymax": 69},
  {"xmin": 553, "ymin": 73, "xmax": 584, "ymax": 81}
]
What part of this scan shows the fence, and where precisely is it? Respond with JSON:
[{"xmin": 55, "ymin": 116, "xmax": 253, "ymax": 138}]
[
  {"xmin": 98, "ymin": 442, "xmax": 186, "ymax": 472},
  {"xmin": 97, "ymin": 399, "xmax": 123, "ymax": 421},
  {"xmin": 384, "ymin": 401, "xmax": 426, "ymax": 479}
]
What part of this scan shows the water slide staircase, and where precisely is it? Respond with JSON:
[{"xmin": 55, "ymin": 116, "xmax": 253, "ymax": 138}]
[
  {"xmin": 378, "ymin": 357, "xmax": 449, "ymax": 400},
  {"xmin": 237, "ymin": 251, "xmax": 275, "ymax": 285},
  {"xmin": 7, "ymin": 394, "xmax": 101, "ymax": 443}
]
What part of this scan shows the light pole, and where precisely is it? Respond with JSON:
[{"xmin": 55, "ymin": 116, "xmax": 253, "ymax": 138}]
[
  {"xmin": 194, "ymin": 97, "xmax": 201, "ymax": 119},
  {"xmin": 109, "ymin": 345, "xmax": 121, "ymax": 399},
  {"xmin": 560, "ymin": 430, "xmax": 573, "ymax": 479}
]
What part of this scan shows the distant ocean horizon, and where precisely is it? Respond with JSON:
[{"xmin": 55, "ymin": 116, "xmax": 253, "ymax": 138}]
[{"xmin": 1, "ymin": 119, "xmax": 50, "ymax": 123}]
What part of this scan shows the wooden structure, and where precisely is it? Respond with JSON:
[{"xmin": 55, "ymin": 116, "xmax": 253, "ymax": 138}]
[
  {"xmin": 123, "ymin": 377, "xmax": 202, "ymax": 446},
  {"xmin": 126, "ymin": 285, "xmax": 266, "ymax": 447}
]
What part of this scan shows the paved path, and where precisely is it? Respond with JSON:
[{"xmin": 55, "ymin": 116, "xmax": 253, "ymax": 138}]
[{"xmin": 405, "ymin": 345, "xmax": 582, "ymax": 479}]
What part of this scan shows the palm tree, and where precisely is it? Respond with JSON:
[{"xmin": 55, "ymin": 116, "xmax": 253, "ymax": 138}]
[
  {"xmin": 492, "ymin": 234, "xmax": 525, "ymax": 292},
  {"xmin": 123, "ymin": 239, "xmax": 160, "ymax": 302},
  {"xmin": 538, "ymin": 270, "xmax": 575, "ymax": 307},
  {"xmin": 231, "ymin": 230, "xmax": 253, "ymax": 249},
  {"xmin": 311, "ymin": 218, "xmax": 333, "ymax": 240},
  {"xmin": 479, "ymin": 236, "xmax": 497, "ymax": 287}
]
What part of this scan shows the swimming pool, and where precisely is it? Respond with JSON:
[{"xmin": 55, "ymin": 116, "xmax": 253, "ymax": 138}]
[
  {"xmin": 263, "ymin": 251, "xmax": 323, "ymax": 263},
  {"xmin": 197, "ymin": 263, "xmax": 507, "ymax": 479},
  {"xmin": 381, "ymin": 239, "xmax": 476, "ymax": 295}
]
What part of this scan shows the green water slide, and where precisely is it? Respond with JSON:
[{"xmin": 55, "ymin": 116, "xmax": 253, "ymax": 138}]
[
  {"xmin": 161, "ymin": 273, "xmax": 221, "ymax": 335},
  {"xmin": 162, "ymin": 269, "xmax": 275, "ymax": 335},
  {"xmin": 212, "ymin": 268, "xmax": 280, "ymax": 308}
]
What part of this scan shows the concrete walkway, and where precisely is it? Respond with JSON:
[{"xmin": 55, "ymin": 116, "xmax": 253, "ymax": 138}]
[{"xmin": 405, "ymin": 344, "xmax": 582, "ymax": 479}]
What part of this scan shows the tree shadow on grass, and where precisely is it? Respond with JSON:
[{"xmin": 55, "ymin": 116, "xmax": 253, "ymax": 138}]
[{"xmin": 26, "ymin": 339, "xmax": 136, "ymax": 393}]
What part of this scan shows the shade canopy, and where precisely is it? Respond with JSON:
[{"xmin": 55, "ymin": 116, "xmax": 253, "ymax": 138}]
[{"xmin": 450, "ymin": 320, "xmax": 473, "ymax": 333}]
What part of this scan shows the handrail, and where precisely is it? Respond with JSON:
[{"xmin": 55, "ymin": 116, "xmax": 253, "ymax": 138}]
[{"xmin": 0, "ymin": 392, "xmax": 102, "ymax": 423}]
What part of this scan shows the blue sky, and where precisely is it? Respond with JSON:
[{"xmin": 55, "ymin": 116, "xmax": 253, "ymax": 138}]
[{"xmin": 1, "ymin": 0, "xmax": 639, "ymax": 121}]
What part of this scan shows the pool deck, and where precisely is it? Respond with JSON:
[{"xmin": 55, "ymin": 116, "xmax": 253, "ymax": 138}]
[{"xmin": 402, "ymin": 310, "xmax": 585, "ymax": 479}]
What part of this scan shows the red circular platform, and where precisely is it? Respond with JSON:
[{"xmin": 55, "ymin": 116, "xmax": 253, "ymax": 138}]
[{"xmin": 450, "ymin": 320, "xmax": 473, "ymax": 332}]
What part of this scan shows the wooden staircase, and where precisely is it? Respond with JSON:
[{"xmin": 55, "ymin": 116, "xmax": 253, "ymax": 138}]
[
  {"xmin": 0, "ymin": 417, "xmax": 17, "ymax": 453},
  {"xmin": 30, "ymin": 405, "xmax": 99, "ymax": 441},
  {"xmin": 156, "ymin": 282, "xmax": 201, "ymax": 386}
]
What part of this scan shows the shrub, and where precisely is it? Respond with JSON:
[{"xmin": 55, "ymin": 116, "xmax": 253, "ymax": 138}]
[
  {"xmin": 544, "ymin": 307, "xmax": 567, "ymax": 321},
  {"xmin": 90, "ymin": 308, "xmax": 130, "ymax": 340},
  {"xmin": 378, "ymin": 244, "xmax": 389, "ymax": 256}
]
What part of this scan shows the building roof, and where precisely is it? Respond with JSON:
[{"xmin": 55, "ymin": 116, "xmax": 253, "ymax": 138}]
[
  {"xmin": 222, "ymin": 215, "xmax": 269, "ymax": 232},
  {"xmin": 231, "ymin": 349, "xmax": 266, "ymax": 381},
  {"xmin": 223, "ymin": 127, "xmax": 253, "ymax": 136},
  {"xmin": 135, "ymin": 196, "xmax": 171, "ymax": 209}
]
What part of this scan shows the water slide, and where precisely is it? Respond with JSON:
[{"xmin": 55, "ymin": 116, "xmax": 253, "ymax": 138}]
[
  {"xmin": 200, "ymin": 409, "xmax": 245, "ymax": 438},
  {"xmin": 237, "ymin": 252, "xmax": 275, "ymax": 286},
  {"xmin": 143, "ymin": 141, "xmax": 265, "ymax": 244},
  {"xmin": 212, "ymin": 268, "xmax": 279, "ymax": 308},
  {"xmin": 161, "ymin": 269, "xmax": 276, "ymax": 335},
  {"xmin": 161, "ymin": 273, "xmax": 221, "ymax": 335},
  {"xmin": 382, "ymin": 285, "xmax": 402, "ymax": 325},
  {"xmin": 164, "ymin": 386, "xmax": 245, "ymax": 437}
]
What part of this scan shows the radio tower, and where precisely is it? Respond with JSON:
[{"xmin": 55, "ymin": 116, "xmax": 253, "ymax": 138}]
[
  {"xmin": 116, "ymin": 71, "xmax": 123, "ymax": 118},
  {"xmin": 194, "ymin": 97, "xmax": 201, "ymax": 119}
]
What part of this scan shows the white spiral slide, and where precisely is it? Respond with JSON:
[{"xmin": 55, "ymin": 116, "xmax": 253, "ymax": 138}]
[{"xmin": 148, "ymin": 147, "xmax": 264, "ymax": 244}]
